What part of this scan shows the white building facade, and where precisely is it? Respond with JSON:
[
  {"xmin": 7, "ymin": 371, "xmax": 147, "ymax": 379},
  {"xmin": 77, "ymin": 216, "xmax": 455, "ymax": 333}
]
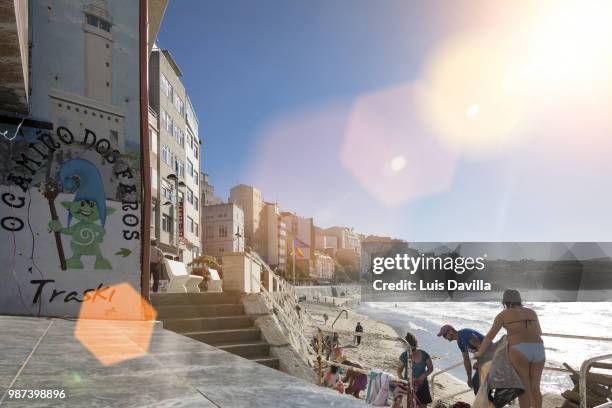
[
  {"xmin": 149, "ymin": 46, "xmax": 201, "ymax": 263},
  {"xmin": 202, "ymin": 203, "xmax": 245, "ymax": 260}
]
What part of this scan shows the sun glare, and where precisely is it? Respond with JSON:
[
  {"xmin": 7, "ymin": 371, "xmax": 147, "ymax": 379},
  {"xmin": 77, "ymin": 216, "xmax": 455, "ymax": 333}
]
[
  {"xmin": 466, "ymin": 104, "xmax": 480, "ymax": 118},
  {"xmin": 418, "ymin": 0, "xmax": 612, "ymax": 155}
]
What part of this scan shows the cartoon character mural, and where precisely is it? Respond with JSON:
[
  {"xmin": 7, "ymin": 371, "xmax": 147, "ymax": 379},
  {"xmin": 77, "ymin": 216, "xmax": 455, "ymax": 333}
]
[{"xmin": 48, "ymin": 159, "xmax": 115, "ymax": 269}]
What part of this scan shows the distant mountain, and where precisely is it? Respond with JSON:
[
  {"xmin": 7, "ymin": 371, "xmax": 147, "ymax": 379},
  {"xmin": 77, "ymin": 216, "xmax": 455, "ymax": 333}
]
[
  {"xmin": 408, "ymin": 242, "xmax": 612, "ymax": 261},
  {"xmin": 567, "ymin": 242, "xmax": 611, "ymax": 260}
]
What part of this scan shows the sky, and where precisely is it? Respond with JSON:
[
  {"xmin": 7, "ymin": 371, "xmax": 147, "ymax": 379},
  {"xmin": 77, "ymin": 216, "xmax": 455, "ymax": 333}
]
[{"xmin": 157, "ymin": 0, "xmax": 612, "ymax": 242}]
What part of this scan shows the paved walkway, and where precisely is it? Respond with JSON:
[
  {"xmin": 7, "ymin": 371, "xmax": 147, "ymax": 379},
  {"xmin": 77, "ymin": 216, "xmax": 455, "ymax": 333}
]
[{"xmin": 0, "ymin": 315, "xmax": 364, "ymax": 407}]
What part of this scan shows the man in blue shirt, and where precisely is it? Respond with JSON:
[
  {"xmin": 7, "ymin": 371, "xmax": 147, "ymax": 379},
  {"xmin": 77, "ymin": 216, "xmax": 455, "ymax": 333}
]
[{"xmin": 438, "ymin": 325, "xmax": 484, "ymax": 394}]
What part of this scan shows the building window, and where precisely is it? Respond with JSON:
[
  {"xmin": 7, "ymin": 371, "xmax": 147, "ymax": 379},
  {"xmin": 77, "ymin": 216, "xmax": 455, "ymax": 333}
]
[
  {"xmin": 193, "ymin": 143, "xmax": 198, "ymax": 158},
  {"xmin": 162, "ymin": 75, "xmax": 174, "ymax": 102},
  {"xmin": 174, "ymin": 94, "xmax": 184, "ymax": 116},
  {"xmin": 85, "ymin": 14, "xmax": 111, "ymax": 32},
  {"xmin": 193, "ymin": 197, "xmax": 199, "ymax": 211},
  {"xmin": 187, "ymin": 159, "xmax": 194, "ymax": 179},
  {"xmin": 162, "ymin": 214, "xmax": 173, "ymax": 233},
  {"xmin": 110, "ymin": 130, "xmax": 118, "ymax": 144},
  {"xmin": 205, "ymin": 225, "xmax": 214, "ymax": 239},
  {"xmin": 186, "ymin": 188, "xmax": 194, "ymax": 205},
  {"xmin": 193, "ymin": 171, "xmax": 198, "ymax": 186},
  {"xmin": 194, "ymin": 223, "xmax": 199, "ymax": 236},
  {"xmin": 175, "ymin": 159, "xmax": 184, "ymax": 178},
  {"xmin": 219, "ymin": 225, "xmax": 228, "ymax": 238},
  {"xmin": 161, "ymin": 186, "xmax": 173, "ymax": 201},
  {"xmin": 161, "ymin": 144, "xmax": 172, "ymax": 166},
  {"xmin": 162, "ymin": 110, "xmax": 172, "ymax": 132},
  {"xmin": 187, "ymin": 216, "xmax": 194, "ymax": 233},
  {"xmin": 161, "ymin": 75, "xmax": 170, "ymax": 98},
  {"xmin": 173, "ymin": 124, "xmax": 184, "ymax": 146}
]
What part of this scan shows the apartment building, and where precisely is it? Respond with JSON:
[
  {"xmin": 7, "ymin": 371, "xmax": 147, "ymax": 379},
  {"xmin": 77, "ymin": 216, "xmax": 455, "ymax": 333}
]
[
  {"xmin": 202, "ymin": 203, "xmax": 245, "ymax": 260},
  {"xmin": 314, "ymin": 252, "xmax": 335, "ymax": 281},
  {"xmin": 229, "ymin": 184, "xmax": 264, "ymax": 255},
  {"xmin": 323, "ymin": 226, "xmax": 362, "ymax": 280},
  {"xmin": 149, "ymin": 46, "xmax": 201, "ymax": 263},
  {"xmin": 201, "ymin": 172, "xmax": 223, "ymax": 206},
  {"xmin": 262, "ymin": 202, "xmax": 287, "ymax": 270}
]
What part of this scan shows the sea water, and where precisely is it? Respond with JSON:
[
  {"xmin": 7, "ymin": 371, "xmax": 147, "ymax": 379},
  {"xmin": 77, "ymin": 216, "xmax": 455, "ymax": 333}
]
[{"xmin": 357, "ymin": 302, "xmax": 612, "ymax": 393}]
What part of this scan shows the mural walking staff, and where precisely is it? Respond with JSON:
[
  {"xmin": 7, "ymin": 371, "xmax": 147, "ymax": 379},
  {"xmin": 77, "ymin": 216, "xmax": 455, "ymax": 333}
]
[{"xmin": 42, "ymin": 177, "xmax": 67, "ymax": 270}]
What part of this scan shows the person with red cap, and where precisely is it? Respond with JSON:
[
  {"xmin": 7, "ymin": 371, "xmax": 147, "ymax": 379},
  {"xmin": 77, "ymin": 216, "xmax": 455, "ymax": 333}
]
[{"xmin": 437, "ymin": 324, "xmax": 484, "ymax": 394}]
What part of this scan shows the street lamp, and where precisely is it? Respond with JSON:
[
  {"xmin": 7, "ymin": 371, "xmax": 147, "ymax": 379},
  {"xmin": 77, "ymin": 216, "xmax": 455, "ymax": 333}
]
[{"xmin": 234, "ymin": 226, "xmax": 243, "ymax": 252}]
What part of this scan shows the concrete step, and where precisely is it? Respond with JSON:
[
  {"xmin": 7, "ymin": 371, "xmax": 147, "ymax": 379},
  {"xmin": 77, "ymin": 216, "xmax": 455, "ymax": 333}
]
[
  {"xmin": 155, "ymin": 304, "xmax": 244, "ymax": 319},
  {"xmin": 183, "ymin": 328, "xmax": 261, "ymax": 345},
  {"xmin": 151, "ymin": 292, "xmax": 242, "ymax": 306},
  {"xmin": 163, "ymin": 316, "xmax": 255, "ymax": 333},
  {"xmin": 251, "ymin": 355, "xmax": 280, "ymax": 369},
  {"xmin": 217, "ymin": 341, "xmax": 270, "ymax": 358}
]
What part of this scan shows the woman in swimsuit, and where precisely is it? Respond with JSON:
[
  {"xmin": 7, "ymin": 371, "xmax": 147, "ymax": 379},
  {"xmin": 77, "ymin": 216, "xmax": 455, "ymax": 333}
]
[{"xmin": 474, "ymin": 289, "xmax": 545, "ymax": 408}]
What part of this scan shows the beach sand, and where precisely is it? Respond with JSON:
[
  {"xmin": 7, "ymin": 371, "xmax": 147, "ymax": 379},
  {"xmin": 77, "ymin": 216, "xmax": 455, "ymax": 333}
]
[
  {"xmin": 302, "ymin": 301, "xmax": 474, "ymax": 405},
  {"xmin": 302, "ymin": 300, "xmax": 565, "ymax": 408}
]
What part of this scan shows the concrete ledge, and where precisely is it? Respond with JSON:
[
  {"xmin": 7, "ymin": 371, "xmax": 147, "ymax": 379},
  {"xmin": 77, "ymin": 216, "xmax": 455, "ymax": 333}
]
[{"xmin": 0, "ymin": 315, "xmax": 362, "ymax": 407}]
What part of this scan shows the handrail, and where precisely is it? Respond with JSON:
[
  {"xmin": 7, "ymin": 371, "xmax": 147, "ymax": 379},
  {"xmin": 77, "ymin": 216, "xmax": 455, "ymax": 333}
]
[
  {"xmin": 542, "ymin": 333, "xmax": 612, "ymax": 342},
  {"xmin": 246, "ymin": 254, "xmax": 314, "ymax": 367},
  {"xmin": 430, "ymin": 362, "xmax": 464, "ymax": 400},
  {"xmin": 580, "ymin": 353, "xmax": 612, "ymax": 408},
  {"xmin": 331, "ymin": 309, "xmax": 348, "ymax": 329}
]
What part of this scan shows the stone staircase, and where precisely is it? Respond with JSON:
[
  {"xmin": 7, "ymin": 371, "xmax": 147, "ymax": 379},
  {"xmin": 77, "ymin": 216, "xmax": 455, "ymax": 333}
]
[{"xmin": 151, "ymin": 292, "xmax": 280, "ymax": 369}]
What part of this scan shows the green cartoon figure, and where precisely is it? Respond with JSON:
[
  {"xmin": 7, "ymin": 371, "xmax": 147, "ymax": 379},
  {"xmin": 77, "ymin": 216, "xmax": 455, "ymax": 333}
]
[{"xmin": 48, "ymin": 159, "xmax": 115, "ymax": 270}]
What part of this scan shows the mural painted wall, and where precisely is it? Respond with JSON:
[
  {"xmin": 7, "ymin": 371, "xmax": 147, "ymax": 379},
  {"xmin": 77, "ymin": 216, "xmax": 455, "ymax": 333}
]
[{"xmin": 0, "ymin": 0, "xmax": 144, "ymax": 318}]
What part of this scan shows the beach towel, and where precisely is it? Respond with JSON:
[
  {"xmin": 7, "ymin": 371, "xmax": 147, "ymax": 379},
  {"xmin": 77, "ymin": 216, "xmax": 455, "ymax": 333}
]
[
  {"xmin": 474, "ymin": 336, "xmax": 524, "ymax": 408},
  {"xmin": 366, "ymin": 370, "xmax": 391, "ymax": 406}
]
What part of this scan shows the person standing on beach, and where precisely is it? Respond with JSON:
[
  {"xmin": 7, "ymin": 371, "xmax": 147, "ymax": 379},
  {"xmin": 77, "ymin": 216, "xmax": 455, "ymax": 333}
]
[
  {"xmin": 474, "ymin": 289, "xmax": 545, "ymax": 408},
  {"xmin": 354, "ymin": 322, "xmax": 364, "ymax": 346},
  {"xmin": 150, "ymin": 239, "xmax": 164, "ymax": 293},
  {"xmin": 438, "ymin": 324, "xmax": 483, "ymax": 394},
  {"xmin": 397, "ymin": 332, "xmax": 433, "ymax": 407}
]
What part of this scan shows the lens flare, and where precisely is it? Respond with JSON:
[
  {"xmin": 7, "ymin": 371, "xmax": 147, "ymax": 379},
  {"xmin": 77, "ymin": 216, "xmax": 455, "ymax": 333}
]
[
  {"xmin": 418, "ymin": 31, "xmax": 525, "ymax": 155},
  {"xmin": 342, "ymin": 82, "xmax": 458, "ymax": 206},
  {"xmin": 75, "ymin": 282, "xmax": 157, "ymax": 366}
]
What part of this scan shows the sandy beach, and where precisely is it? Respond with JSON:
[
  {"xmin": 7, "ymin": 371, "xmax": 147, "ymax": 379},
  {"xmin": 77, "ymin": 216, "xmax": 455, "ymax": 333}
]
[
  {"xmin": 302, "ymin": 299, "xmax": 566, "ymax": 408},
  {"xmin": 302, "ymin": 300, "xmax": 475, "ymax": 405}
]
